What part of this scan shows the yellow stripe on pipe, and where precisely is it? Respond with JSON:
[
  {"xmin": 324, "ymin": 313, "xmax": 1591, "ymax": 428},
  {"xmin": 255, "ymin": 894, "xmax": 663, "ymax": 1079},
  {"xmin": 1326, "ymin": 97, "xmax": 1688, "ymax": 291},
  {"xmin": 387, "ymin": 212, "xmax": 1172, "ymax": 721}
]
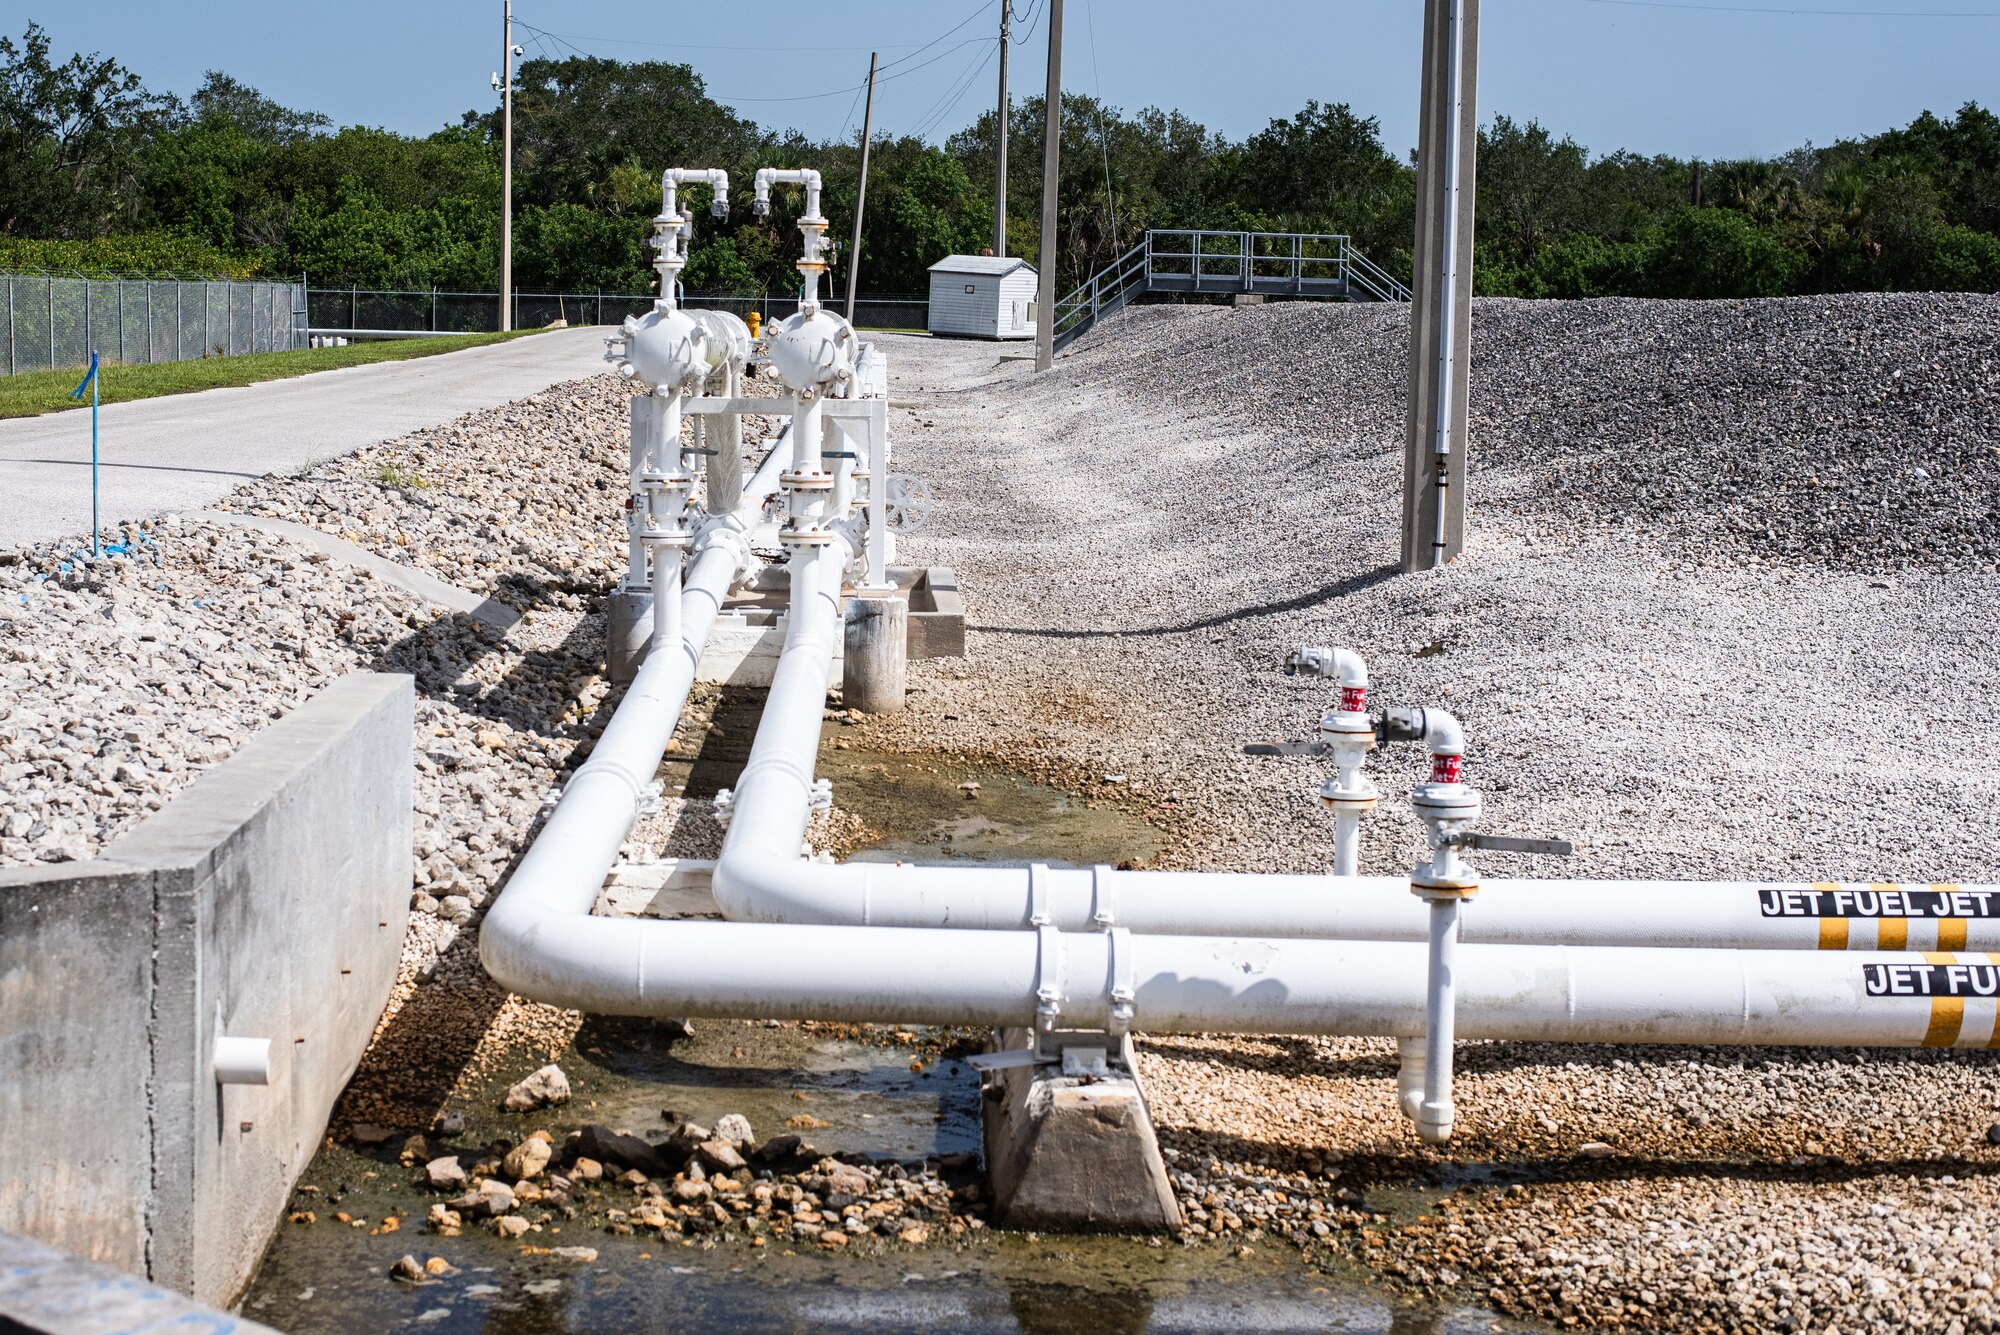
[
  {"xmin": 1922, "ymin": 952, "xmax": 1965, "ymax": 1048},
  {"xmin": 1813, "ymin": 882, "xmax": 1847, "ymax": 949},
  {"xmin": 1989, "ymin": 953, "xmax": 2000, "ymax": 1050},
  {"xmin": 1933, "ymin": 884, "xmax": 1966, "ymax": 951},
  {"xmin": 1875, "ymin": 885, "xmax": 1908, "ymax": 950}
]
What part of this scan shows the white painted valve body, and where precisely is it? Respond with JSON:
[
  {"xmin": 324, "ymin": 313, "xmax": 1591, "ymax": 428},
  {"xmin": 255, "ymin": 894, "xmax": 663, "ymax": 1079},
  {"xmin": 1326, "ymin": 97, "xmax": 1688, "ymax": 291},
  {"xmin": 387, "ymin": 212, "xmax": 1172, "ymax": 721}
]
[
  {"xmin": 689, "ymin": 310, "xmax": 752, "ymax": 376},
  {"xmin": 767, "ymin": 308, "xmax": 856, "ymax": 392},
  {"xmin": 618, "ymin": 307, "xmax": 705, "ymax": 392}
]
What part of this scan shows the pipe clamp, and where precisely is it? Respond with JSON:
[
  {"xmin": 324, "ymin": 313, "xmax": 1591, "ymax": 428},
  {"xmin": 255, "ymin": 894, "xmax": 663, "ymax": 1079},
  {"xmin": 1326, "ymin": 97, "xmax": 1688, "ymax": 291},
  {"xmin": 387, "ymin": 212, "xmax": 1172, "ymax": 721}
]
[
  {"xmin": 1106, "ymin": 926, "xmax": 1136, "ymax": 1044},
  {"xmin": 1033, "ymin": 923, "xmax": 1063, "ymax": 1037},
  {"xmin": 1090, "ymin": 864, "xmax": 1117, "ymax": 928},
  {"xmin": 1028, "ymin": 862, "xmax": 1052, "ymax": 927}
]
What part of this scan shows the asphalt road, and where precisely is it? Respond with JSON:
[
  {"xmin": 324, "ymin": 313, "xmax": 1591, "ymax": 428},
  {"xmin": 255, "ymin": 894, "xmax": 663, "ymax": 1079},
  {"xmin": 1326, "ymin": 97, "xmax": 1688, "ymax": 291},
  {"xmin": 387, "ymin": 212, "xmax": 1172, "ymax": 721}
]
[{"xmin": 0, "ymin": 327, "xmax": 610, "ymax": 551}]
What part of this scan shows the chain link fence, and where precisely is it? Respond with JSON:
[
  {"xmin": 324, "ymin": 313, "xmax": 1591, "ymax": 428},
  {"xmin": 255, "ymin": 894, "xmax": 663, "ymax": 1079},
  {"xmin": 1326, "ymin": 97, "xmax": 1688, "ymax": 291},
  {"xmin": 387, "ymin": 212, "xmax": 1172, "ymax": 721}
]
[
  {"xmin": 306, "ymin": 289, "xmax": 931, "ymax": 336},
  {"xmin": 1, "ymin": 272, "xmax": 305, "ymax": 376}
]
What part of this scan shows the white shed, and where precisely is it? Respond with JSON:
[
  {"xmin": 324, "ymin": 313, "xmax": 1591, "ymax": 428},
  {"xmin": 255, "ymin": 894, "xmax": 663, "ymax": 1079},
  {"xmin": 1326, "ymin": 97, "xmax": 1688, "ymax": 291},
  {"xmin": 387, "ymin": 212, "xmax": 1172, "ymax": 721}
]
[{"xmin": 926, "ymin": 255, "xmax": 1038, "ymax": 339}]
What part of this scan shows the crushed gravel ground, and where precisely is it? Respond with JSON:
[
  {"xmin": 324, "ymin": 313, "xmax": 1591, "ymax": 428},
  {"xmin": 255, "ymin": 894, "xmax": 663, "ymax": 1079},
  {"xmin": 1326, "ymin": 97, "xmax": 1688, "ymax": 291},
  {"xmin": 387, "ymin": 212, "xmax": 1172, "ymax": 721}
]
[
  {"xmin": 11, "ymin": 292, "xmax": 2000, "ymax": 1331},
  {"xmin": 854, "ymin": 297, "xmax": 2000, "ymax": 1333}
]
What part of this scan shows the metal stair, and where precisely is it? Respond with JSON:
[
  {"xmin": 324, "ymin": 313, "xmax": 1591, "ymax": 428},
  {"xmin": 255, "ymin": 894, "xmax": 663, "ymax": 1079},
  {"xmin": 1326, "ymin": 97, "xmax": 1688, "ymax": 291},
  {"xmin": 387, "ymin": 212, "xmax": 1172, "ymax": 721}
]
[{"xmin": 1050, "ymin": 229, "xmax": 1411, "ymax": 352}]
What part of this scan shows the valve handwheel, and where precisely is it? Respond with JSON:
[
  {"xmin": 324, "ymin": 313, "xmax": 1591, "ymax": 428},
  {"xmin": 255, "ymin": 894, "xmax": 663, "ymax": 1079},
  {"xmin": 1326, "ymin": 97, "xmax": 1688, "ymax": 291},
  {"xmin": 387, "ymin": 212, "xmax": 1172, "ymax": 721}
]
[{"xmin": 883, "ymin": 474, "xmax": 931, "ymax": 533}]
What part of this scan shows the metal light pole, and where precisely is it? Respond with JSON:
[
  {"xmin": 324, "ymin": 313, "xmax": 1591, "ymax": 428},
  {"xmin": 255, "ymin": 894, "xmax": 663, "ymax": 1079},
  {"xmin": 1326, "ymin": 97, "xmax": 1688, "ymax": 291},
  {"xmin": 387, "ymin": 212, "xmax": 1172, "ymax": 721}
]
[
  {"xmin": 1400, "ymin": 0, "xmax": 1479, "ymax": 572},
  {"xmin": 994, "ymin": 0, "xmax": 1010, "ymax": 256},
  {"xmin": 845, "ymin": 52, "xmax": 878, "ymax": 323},
  {"xmin": 1034, "ymin": 0, "xmax": 1063, "ymax": 373},
  {"xmin": 500, "ymin": 1, "xmax": 517, "ymax": 332}
]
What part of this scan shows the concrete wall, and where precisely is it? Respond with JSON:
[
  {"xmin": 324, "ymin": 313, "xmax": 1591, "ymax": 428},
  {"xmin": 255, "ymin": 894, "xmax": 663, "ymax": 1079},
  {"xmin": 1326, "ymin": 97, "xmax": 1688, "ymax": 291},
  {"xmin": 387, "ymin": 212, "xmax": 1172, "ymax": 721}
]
[{"xmin": 0, "ymin": 672, "xmax": 412, "ymax": 1306}]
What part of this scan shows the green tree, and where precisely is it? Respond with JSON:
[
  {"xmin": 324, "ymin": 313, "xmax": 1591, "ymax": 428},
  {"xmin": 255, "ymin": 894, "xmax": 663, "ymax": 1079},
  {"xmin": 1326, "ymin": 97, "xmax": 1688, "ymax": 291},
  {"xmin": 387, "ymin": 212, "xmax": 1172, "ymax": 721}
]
[
  {"xmin": 0, "ymin": 23, "xmax": 175, "ymax": 237},
  {"xmin": 1643, "ymin": 207, "xmax": 1804, "ymax": 298}
]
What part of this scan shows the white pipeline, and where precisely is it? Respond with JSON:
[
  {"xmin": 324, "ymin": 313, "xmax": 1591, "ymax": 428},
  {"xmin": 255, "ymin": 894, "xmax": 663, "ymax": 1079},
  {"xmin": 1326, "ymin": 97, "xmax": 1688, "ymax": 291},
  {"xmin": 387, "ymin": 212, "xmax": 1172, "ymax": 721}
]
[
  {"xmin": 483, "ymin": 910, "xmax": 2000, "ymax": 1051},
  {"xmin": 479, "ymin": 438, "xmax": 787, "ymax": 1002}
]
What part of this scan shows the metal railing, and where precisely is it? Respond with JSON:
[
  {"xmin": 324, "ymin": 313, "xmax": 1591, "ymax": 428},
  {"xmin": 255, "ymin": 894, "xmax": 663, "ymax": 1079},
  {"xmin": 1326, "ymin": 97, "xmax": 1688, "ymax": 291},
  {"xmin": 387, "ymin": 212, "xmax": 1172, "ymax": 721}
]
[
  {"xmin": 1, "ymin": 271, "xmax": 305, "ymax": 376},
  {"xmin": 1052, "ymin": 230, "xmax": 1411, "ymax": 352},
  {"xmin": 305, "ymin": 289, "xmax": 932, "ymax": 337}
]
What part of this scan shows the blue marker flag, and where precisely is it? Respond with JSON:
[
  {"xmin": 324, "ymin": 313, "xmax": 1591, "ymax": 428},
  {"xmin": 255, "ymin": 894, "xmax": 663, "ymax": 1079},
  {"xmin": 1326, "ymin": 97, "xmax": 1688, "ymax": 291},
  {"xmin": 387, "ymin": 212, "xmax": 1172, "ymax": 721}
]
[{"xmin": 70, "ymin": 352, "xmax": 98, "ymax": 400}]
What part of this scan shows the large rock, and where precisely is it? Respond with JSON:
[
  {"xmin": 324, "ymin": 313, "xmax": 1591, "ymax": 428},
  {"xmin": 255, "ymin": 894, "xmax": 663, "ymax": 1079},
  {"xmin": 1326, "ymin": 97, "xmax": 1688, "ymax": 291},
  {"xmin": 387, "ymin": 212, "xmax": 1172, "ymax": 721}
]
[
  {"xmin": 501, "ymin": 1064, "xmax": 571, "ymax": 1112},
  {"xmin": 571, "ymin": 1124, "xmax": 661, "ymax": 1174},
  {"xmin": 502, "ymin": 1136, "xmax": 553, "ymax": 1180},
  {"xmin": 424, "ymin": 1156, "xmax": 467, "ymax": 1191}
]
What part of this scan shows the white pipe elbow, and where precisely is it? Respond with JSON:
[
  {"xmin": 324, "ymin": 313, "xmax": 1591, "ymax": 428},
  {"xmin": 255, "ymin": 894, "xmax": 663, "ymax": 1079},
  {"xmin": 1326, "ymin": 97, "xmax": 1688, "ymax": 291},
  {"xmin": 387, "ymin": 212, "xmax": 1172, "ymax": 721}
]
[
  {"xmin": 1289, "ymin": 645, "xmax": 1367, "ymax": 701},
  {"xmin": 1420, "ymin": 707, "xmax": 1464, "ymax": 759}
]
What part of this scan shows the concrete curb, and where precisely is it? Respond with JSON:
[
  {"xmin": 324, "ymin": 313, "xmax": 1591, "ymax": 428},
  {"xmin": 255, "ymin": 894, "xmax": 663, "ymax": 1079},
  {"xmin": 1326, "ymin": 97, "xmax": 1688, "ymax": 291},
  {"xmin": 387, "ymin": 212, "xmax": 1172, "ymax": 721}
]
[
  {"xmin": 0, "ymin": 1229, "xmax": 279, "ymax": 1335},
  {"xmin": 0, "ymin": 672, "xmax": 414, "ymax": 1304}
]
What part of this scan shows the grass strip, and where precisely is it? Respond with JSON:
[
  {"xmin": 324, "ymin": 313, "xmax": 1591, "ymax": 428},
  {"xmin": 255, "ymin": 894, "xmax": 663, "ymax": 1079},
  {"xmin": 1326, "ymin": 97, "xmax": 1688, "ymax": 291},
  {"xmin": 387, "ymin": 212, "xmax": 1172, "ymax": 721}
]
[{"xmin": 0, "ymin": 329, "xmax": 547, "ymax": 420}]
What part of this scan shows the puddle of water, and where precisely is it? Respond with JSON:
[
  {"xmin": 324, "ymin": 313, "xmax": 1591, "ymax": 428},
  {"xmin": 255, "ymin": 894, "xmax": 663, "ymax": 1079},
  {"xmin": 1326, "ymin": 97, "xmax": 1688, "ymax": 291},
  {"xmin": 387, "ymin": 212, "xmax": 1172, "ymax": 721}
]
[
  {"xmin": 248, "ymin": 1216, "xmax": 1530, "ymax": 1335},
  {"xmin": 817, "ymin": 745, "xmax": 1165, "ymax": 869},
  {"xmin": 556, "ymin": 1017, "xmax": 981, "ymax": 1164}
]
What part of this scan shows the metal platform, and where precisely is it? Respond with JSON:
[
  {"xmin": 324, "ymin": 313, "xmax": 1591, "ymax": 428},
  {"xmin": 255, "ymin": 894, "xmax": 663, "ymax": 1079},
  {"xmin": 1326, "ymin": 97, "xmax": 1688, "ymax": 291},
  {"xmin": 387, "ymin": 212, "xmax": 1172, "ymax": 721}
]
[{"xmin": 1051, "ymin": 229, "xmax": 1412, "ymax": 352}]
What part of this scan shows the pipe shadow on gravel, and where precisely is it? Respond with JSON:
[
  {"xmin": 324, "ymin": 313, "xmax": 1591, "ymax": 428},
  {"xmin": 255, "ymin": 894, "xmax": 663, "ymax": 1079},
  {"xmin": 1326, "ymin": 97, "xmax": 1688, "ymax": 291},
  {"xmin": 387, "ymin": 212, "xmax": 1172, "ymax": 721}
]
[
  {"xmin": 969, "ymin": 561, "xmax": 1400, "ymax": 639},
  {"xmin": 331, "ymin": 596, "xmax": 618, "ymax": 1132},
  {"xmin": 1141, "ymin": 1035, "xmax": 2000, "ymax": 1082},
  {"xmin": 1154, "ymin": 1125, "xmax": 2000, "ymax": 1193}
]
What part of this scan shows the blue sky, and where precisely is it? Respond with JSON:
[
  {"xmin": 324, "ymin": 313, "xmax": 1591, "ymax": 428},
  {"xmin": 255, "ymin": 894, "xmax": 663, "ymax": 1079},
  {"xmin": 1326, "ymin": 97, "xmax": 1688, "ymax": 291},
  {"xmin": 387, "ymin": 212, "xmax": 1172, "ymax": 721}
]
[{"xmin": 17, "ymin": 0, "xmax": 2000, "ymax": 160}]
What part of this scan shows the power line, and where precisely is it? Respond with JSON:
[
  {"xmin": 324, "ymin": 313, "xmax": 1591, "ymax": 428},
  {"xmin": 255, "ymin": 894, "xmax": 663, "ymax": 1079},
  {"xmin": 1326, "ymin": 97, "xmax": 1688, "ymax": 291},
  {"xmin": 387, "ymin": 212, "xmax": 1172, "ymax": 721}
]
[
  {"xmin": 515, "ymin": 2, "xmax": 997, "ymax": 107},
  {"xmin": 1576, "ymin": 0, "xmax": 2000, "ymax": 16},
  {"xmin": 910, "ymin": 42, "xmax": 997, "ymax": 141}
]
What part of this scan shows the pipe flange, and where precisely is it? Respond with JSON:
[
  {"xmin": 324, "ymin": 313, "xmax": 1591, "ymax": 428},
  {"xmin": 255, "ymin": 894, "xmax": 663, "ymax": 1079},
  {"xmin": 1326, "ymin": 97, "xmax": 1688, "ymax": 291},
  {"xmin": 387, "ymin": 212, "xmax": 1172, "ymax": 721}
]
[
  {"xmin": 1411, "ymin": 783, "xmax": 1482, "ymax": 826},
  {"xmin": 778, "ymin": 525, "xmax": 839, "ymax": 548},
  {"xmin": 1319, "ymin": 709, "xmax": 1377, "ymax": 741},
  {"xmin": 779, "ymin": 470, "xmax": 836, "ymax": 491},
  {"xmin": 1317, "ymin": 777, "xmax": 1382, "ymax": 811},
  {"xmin": 641, "ymin": 530, "xmax": 696, "ymax": 549},
  {"xmin": 1410, "ymin": 869, "xmax": 1480, "ymax": 901}
]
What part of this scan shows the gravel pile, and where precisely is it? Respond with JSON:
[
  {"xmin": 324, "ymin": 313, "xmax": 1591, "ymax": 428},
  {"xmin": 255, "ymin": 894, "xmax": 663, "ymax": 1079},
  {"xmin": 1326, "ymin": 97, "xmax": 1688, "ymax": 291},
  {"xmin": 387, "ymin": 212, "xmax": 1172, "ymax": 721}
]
[
  {"xmin": 1109, "ymin": 293, "xmax": 2000, "ymax": 574},
  {"xmin": 855, "ymin": 309, "xmax": 2000, "ymax": 1333},
  {"xmin": 215, "ymin": 387, "xmax": 783, "ymax": 600}
]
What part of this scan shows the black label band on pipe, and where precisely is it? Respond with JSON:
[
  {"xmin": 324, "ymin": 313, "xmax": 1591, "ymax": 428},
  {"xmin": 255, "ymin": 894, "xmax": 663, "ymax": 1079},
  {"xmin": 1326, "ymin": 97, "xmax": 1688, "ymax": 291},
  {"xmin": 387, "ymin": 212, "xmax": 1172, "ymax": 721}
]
[
  {"xmin": 1760, "ymin": 888, "xmax": 1994, "ymax": 919},
  {"xmin": 1863, "ymin": 962, "xmax": 2000, "ymax": 997}
]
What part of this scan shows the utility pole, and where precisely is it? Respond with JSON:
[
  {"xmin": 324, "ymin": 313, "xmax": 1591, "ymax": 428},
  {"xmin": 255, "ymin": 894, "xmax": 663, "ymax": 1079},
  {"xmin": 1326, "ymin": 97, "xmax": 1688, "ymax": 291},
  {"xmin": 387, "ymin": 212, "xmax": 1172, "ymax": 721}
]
[
  {"xmin": 994, "ymin": 0, "xmax": 1010, "ymax": 256},
  {"xmin": 845, "ymin": 52, "xmax": 878, "ymax": 323},
  {"xmin": 1400, "ymin": 0, "xmax": 1479, "ymax": 572},
  {"xmin": 1034, "ymin": 0, "xmax": 1063, "ymax": 373},
  {"xmin": 500, "ymin": 0, "xmax": 516, "ymax": 332}
]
